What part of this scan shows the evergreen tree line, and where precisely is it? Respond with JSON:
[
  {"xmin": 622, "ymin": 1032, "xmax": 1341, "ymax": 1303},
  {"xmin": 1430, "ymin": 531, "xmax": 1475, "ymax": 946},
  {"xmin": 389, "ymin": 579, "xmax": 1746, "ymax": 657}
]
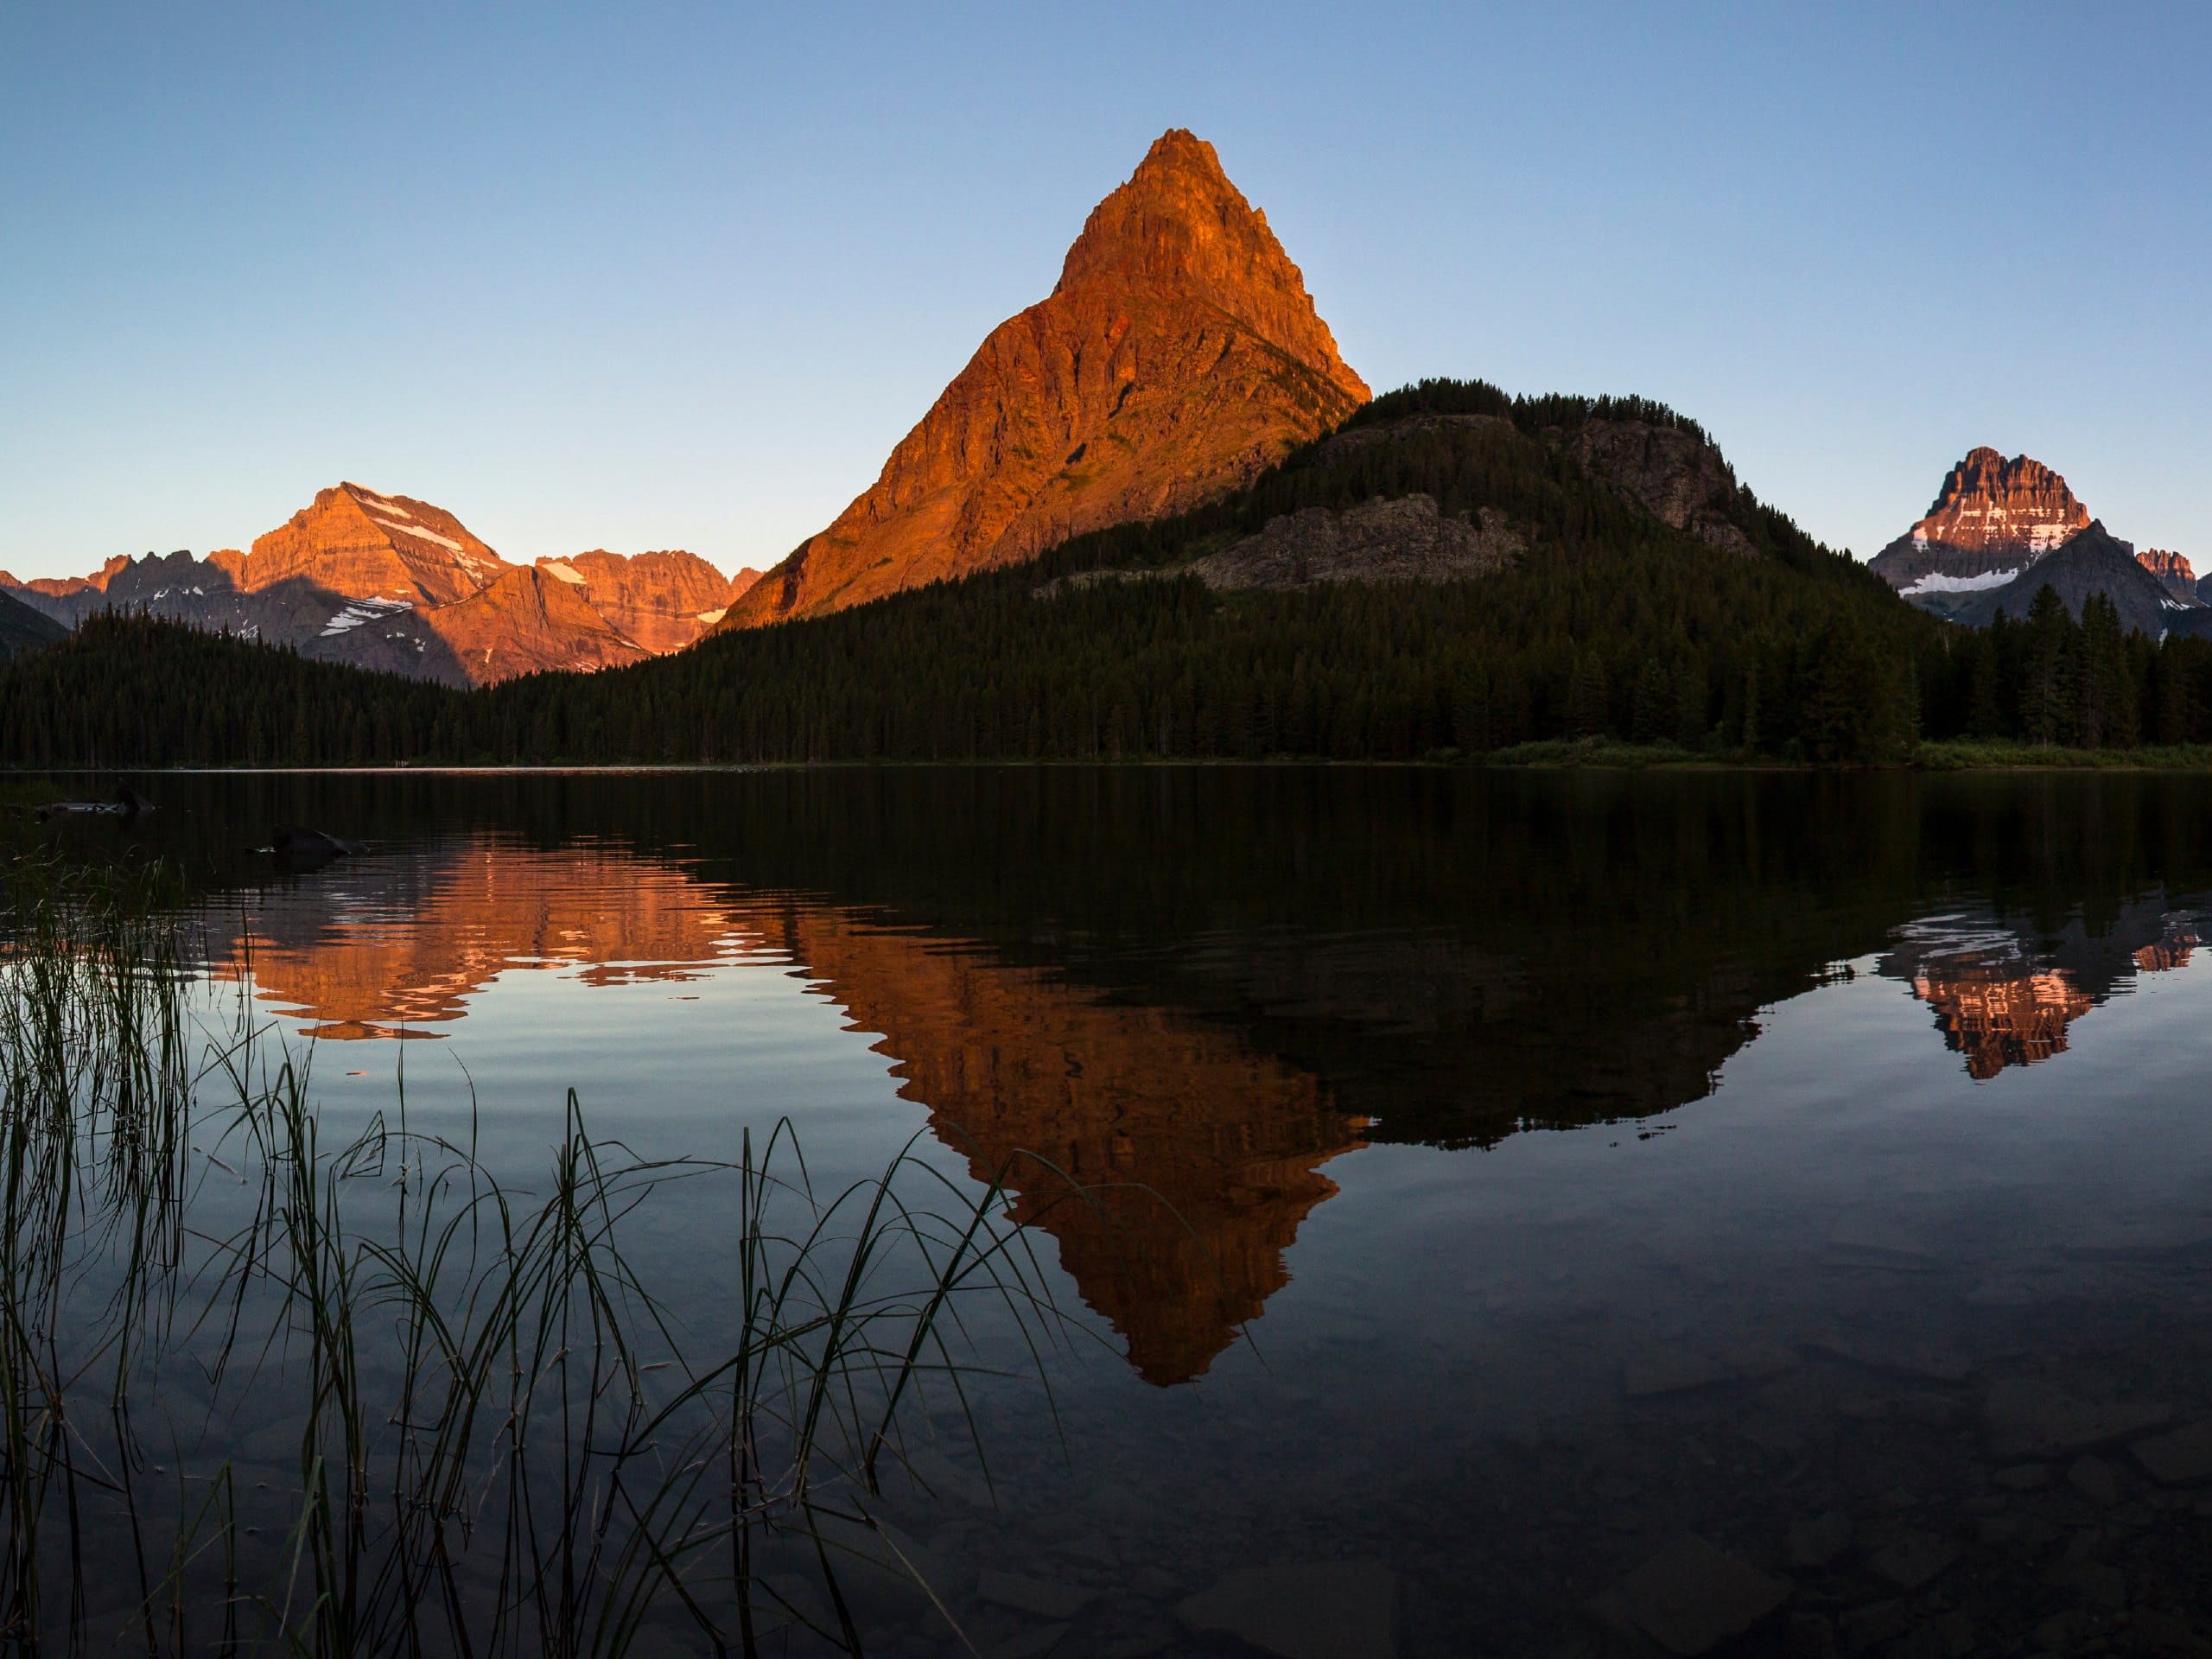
[{"xmin": 1, "ymin": 385, "xmax": 2203, "ymax": 768}]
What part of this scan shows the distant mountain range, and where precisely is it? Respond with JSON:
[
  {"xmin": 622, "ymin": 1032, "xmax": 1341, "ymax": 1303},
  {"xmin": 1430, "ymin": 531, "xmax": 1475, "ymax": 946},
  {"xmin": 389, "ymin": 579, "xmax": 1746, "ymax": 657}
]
[
  {"xmin": 0, "ymin": 483, "xmax": 762, "ymax": 684},
  {"xmin": 1869, "ymin": 446, "xmax": 2201, "ymax": 635},
  {"xmin": 2, "ymin": 127, "xmax": 2201, "ymax": 695}
]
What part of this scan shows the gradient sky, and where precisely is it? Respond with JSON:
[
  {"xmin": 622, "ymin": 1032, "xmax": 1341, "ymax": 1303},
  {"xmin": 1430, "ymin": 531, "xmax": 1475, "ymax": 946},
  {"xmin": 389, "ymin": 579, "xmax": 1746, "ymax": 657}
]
[{"xmin": 3, "ymin": 2, "xmax": 2207, "ymax": 582}]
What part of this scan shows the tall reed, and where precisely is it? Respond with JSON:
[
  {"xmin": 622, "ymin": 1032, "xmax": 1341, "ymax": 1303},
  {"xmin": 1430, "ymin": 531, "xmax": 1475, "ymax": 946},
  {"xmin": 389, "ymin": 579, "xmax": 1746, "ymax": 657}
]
[{"xmin": 0, "ymin": 853, "xmax": 1070, "ymax": 1656}]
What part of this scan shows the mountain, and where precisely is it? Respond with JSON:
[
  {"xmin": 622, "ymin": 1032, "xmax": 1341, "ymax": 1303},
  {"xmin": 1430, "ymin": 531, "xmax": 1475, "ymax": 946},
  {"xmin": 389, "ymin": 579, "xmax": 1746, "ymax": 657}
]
[
  {"xmin": 417, "ymin": 565, "xmax": 649, "ymax": 683},
  {"xmin": 1868, "ymin": 447, "xmax": 2092, "ymax": 616},
  {"xmin": 0, "ymin": 486, "xmax": 747, "ymax": 687},
  {"xmin": 0, "ymin": 588, "xmax": 64, "ymax": 658},
  {"xmin": 3, "ymin": 556, "xmax": 132, "ymax": 617},
  {"xmin": 1952, "ymin": 521, "xmax": 2183, "ymax": 635},
  {"xmin": 722, "ymin": 128, "xmax": 1370, "ymax": 628},
  {"xmin": 2138, "ymin": 547, "xmax": 2198, "ymax": 602},
  {"xmin": 533, "ymin": 550, "xmax": 732, "ymax": 653},
  {"xmin": 221, "ymin": 482, "xmax": 511, "ymax": 604}
]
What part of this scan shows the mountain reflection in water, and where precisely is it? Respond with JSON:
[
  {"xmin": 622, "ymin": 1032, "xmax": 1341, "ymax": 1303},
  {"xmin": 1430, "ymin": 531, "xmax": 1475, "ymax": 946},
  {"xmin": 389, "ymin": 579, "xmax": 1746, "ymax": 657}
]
[
  {"xmin": 1884, "ymin": 902, "xmax": 2205, "ymax": 1079},
  {"xmin": 194, "ymin": 835, "xmax": 1366, "ymax": 1383},
  {"xmin": 107, "ymin": 766, "xmax": 2212, "ymax": 1395}
]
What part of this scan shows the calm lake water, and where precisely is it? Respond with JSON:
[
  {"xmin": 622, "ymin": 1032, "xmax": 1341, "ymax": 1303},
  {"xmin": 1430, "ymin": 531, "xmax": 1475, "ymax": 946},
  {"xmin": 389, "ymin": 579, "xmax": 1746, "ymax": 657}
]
[{"xmin": 48, "ymin": 766, "xmax": 2212, "ymax": 1655}]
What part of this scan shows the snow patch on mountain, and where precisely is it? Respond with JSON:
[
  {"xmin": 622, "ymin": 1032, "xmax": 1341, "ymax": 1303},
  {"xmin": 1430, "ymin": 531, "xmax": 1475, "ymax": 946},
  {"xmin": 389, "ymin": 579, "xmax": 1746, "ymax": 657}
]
[
  {"xmin": 318, "ymin": 597, "xmax": 415, "ymax": 638},
  {"xmin": 372, "ymin": 517, "xmax": 462, "ymax": 551},
  {"xmin": 1900, "ymin": 568, "xmax": 2020, "ymax": 598}
]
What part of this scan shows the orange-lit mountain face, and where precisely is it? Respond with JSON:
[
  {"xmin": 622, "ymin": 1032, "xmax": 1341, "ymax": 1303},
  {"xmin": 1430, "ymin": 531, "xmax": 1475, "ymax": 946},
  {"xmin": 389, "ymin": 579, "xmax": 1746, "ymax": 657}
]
[
  {"xmin": 221, "ymin": 482, "xmax": 510, "ymax": 605},
  {"xmin": 535, "ymin": 550, "xmax": 734, "ymax": 653},
  {"xmin": 723, "ymin": 129, "xmax": 1370, "ymax": 628},
  {"xmin": 2138, "ymin": 547, "xmax": 2199, "ymax": 603},
  {"xmin": 3, "ymin": 488, "xmax": 744, "ymax": 687}
]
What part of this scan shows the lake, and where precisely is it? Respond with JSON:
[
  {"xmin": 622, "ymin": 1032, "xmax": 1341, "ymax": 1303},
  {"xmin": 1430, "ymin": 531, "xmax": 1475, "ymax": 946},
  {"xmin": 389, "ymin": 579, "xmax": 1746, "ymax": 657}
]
[{"xmin": 29, "ymin": 765, "xmax": 2212, "ymax": 1656}]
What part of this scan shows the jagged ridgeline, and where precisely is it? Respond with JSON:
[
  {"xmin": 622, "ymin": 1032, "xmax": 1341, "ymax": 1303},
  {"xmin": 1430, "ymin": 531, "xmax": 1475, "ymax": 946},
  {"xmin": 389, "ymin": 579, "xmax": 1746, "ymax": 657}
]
[{"xmin": 1, "ymin": 381, "xmax": 1962, "ymax": 766}]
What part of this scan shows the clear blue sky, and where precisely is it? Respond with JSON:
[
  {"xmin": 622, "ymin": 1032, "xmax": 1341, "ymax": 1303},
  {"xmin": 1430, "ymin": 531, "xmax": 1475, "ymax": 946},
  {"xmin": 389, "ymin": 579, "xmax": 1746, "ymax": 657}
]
[{"xmin": 3, "ymin": 2, "xmax": 2206, "ymax": 582}]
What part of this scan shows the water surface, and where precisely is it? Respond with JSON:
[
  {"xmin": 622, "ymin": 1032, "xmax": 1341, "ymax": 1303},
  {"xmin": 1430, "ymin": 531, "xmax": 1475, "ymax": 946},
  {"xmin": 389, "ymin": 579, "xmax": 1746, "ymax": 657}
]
[{"xmin": 61, "ymin": 766, "xmax": 2212, "ymax": 1655}]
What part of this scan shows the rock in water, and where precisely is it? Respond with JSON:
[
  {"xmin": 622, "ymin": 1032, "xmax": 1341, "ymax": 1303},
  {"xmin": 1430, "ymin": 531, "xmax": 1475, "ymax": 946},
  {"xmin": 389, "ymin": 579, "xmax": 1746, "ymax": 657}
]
[
  {"xmin": 1175, "ymin": 1560, "xmax": 1397, "ymax": 1659},
  {"xmin": 724, "ymin": 128, "xmax": 1370, "ymax": 628},
  {"xmin": 270, "ymin": 828, "xmax": 367, "ymax": 863}
]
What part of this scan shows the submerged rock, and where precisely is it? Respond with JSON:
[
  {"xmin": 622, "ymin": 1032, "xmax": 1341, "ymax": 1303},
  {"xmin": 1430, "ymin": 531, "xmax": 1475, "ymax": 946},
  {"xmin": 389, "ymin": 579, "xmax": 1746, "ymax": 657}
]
[
  {"xmin": 1174, "ymin": 1560, "xmax": 1397, "ymax": 1659},
  {"xmin": 1983, "ymin": 1377, "xmax": 2172, "ymax": 1462},
  {"xmin": 1589, "ymin": 1535, "xmax": 1790, "ymax": 1656},
  {"xmin": 2130, "ymin": 1417, "xmax": 2212, "ymax": 1486},
  {"xmin": 1786, "ymin": 1510, "xmax": 1853, "ymax": 1571}
]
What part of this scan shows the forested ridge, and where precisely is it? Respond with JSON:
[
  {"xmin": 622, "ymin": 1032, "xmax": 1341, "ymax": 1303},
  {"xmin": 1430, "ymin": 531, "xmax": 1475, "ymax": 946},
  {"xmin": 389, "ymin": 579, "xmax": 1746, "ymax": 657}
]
[{"xmin": 4, "ymin": 380, "xmax": 2207, "ymax": 768}]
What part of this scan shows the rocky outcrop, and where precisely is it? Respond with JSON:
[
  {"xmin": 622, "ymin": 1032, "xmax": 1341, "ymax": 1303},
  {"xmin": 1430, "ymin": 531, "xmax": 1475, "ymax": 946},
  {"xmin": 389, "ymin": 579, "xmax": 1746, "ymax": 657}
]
[
  {"xmin": 1869, "ymin": 448, "xmax": 2091, "ymax": 607},
  {"xmin": 1952, "ymin": 522, "xmax": 2179, "ymax": 636},
  {"xmin": 1565, "ymin": 420, "xmax": 1759, "ymax": 557},
  {"xmin": 1186, "ymin": 495, "xmax": 1522, "ymax": 589},
  {"xmin": 226, "ymin": 482, "xmax": 511, "ymax": 605},
  {"xmin": 723, "ymin": 129, "xmax": 1369, "ymax": 629},
  {"xmin": 535, "ymin": 550, "xmax": 732, "ymax": 653},
  {"xmin": 418, "ymin": 566, "xmax": 650, "ymax": 683},
  {"xmin": 2139, "ymin": 548, "xmax": 2197, "ymax": 603}
]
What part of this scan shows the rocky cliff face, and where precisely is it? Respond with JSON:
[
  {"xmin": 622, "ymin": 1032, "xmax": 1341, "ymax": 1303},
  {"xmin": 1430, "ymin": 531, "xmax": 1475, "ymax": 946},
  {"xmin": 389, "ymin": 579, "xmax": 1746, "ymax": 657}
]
[
  {"xmin": 1868, "ymin": 448, "xmax": 2091, "ymax": 604},
  {"xmin": 1563, "ymin": 420, "xmax": 1759, "ymax": 557},
  {"xmin": 420, "ymin": 566, "xmax": 650, "ymax": 683},
  {"xmin": 2138, "ymin": 548, "xmax": 2197, "ymax": 602},
  {"xmin": 1186, "ymin": 495, "xmax": 1522, "ymax": 589},
  {"xmin": 229, "ymin": 482, "xmax": 511, "ymax": 604},
  {"xmin": 723, "ymin": 128, "xmax": 1370, "ymax": 628},
  {"xmin": 536, "ymin": 550, "xmax": 732, "ymax": 653}
]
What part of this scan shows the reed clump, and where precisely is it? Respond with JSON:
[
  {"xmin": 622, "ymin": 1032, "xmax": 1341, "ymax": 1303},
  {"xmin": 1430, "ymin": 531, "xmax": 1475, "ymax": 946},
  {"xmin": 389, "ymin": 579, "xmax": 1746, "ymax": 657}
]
[{"xmin": 0, "ymin": 852, "xmax": 1068, "ymax": 1656}]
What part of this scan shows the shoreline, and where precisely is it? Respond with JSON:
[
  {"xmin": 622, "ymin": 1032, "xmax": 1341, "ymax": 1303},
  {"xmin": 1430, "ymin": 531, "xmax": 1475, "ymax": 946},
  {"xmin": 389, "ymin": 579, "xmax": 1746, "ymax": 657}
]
[{"xmin": 11, "ymin": 741, "xmax": 2212, "ymax": 777}]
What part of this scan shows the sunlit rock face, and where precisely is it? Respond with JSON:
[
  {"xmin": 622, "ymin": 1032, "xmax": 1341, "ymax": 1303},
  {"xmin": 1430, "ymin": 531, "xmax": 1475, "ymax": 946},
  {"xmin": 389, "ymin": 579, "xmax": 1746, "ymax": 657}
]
[
  {"xmin": 2138, "ymin": 547, "xmax": 2198, "ymax": 603},
  {"xmin": 421, "ymin": 565, "xmax": 650, "ymax": 683},
  {"xmin": 223, "ymin": 482, "xmax": 512, "ymax": 606},
  {"xmin": 9, "ymin": 488, "xmax": 745, "ymax": 685},
  {"xmin": 536, "ymin": 550, "xmax": 734, "ymax": 653},
  {"xmin": 722, "ymin": 129, "xmax": 1370, "ymax": 628},
  {"xmin": 1868, "ymin": 448, "xmax": 2092, "ymax": 608}
]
